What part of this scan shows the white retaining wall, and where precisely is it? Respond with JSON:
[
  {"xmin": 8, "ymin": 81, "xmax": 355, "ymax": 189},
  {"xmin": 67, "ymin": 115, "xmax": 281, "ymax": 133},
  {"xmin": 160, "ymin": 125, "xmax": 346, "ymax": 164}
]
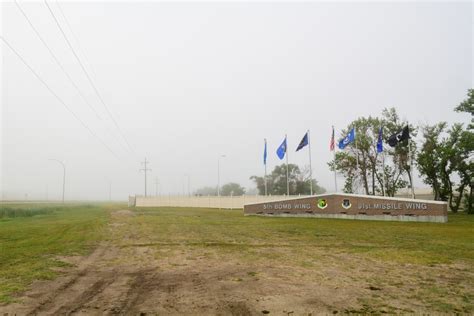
[
  {"xmin": 132, "ymin": 195, "xmax": 303, "ymax": 209},
  {"xmin": 130, "ymin": 189, "xmax": 436, "ymax": 209}
]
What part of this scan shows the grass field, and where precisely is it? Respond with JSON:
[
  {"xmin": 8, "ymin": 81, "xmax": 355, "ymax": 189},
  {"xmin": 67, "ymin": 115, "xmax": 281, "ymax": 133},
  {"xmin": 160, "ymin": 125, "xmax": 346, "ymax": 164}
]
[
  {"xmin": 0, "ymin": 203, "xmax": 121, "ymax": 303},
  {"xmin": 0, "ymin": 204, "xmax": 473, "ymax": 314},
  {"xmin": 129, "ymin": 207, "xmax": 473, "ymax": 265}
]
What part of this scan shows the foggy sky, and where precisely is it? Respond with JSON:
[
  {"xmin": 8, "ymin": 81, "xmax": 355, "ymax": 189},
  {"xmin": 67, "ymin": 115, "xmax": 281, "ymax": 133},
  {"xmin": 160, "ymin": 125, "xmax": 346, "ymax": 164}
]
[{"xmin": 1, "ymin": 1, "xmax": 472, "ymax": 200}]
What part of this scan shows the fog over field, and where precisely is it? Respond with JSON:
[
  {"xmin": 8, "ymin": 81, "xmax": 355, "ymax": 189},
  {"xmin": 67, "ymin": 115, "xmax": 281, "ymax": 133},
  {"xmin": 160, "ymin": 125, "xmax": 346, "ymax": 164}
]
[{"xmin": 1, "ymin": 1, "xmax": 472, "ymax": 200}]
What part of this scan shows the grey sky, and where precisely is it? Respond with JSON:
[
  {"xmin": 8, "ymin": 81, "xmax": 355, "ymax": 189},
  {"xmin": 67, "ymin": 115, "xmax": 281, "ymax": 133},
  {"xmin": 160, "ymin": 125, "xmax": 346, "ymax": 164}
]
[{"xmin": 1, "ymin": 1, "xmax": 472, "ymax": 200}]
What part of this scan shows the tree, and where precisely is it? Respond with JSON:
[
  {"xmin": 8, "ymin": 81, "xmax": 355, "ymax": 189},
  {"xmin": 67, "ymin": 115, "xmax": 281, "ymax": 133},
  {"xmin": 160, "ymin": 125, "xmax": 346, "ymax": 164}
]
[
  {"xmin": 194, "ymin": 186, "xmax": 217, "ymax": 196},
  {"xmin": 329, "ymin": 116, "xmax": 387, "ymax": 195},
  {"xmin": 458, "ymin": 129, "xmax": 474, "ymax": 213},
  {"xmin": 250, "ymin": 164, "xmax": 325, "ymax": 195},
  {"xmin": 416, "ymin": 122, "xmax": 473, "ymax": 213},
  {"xmin": 454, "ymin": 90, "xmax": 474, "ymax": 213},
  {"xmin": 381, "ymin": 108, "xmax": 418, "ymax": 197},
  {"xmin": 440, "ymin": 124, "xmax": 473, "ymax": 213},
  {"xmin": 220, "ymin": 183, "xmax": 245, "ymax": 196},
  {"xmin": 455, "ymin": 89, "xmax": 474, "ymax": 130},
  {"xmin": 450, "ymin": 124, "xmax": 473, "ymax": 213},
  {"xmin": 328, "ymin": 108, "xmax": 413, "ymax": 196},
  {"xmin": 416, "ymin": 122, "xmax": 450, "ymax": 201}
]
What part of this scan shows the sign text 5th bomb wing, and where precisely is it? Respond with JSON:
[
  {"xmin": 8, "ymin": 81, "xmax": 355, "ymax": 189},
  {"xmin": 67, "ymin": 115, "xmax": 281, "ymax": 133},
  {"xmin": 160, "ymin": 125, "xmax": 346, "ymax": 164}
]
[{"xmin": 263, "ymin": 203, "xmax": 311, "ymax": 210}]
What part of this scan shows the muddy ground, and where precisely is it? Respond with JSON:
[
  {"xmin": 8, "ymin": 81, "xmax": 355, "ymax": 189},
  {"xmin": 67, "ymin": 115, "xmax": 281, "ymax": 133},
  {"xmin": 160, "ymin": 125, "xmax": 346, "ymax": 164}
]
[{"xmin": 1, "ymin": 210, "xmax": 472, "ymax": 315}]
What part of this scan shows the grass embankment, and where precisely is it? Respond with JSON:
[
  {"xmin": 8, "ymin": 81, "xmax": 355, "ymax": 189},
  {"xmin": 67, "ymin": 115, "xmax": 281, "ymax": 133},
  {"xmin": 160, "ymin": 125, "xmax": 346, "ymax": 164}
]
[
  {"xmin": 119, "ymin": 207, "xmax": 473, "ymax": 313},
  {"xmin": 0, "ymin": 203, "xmax": 123, "ymax": 303},
  {"xmin": 128, "ymin": 208, "xmax": 473, "ymax": 265},
  {"xmin": 1, "ymin": 205, "xmax": 472, "ymax": 312}
]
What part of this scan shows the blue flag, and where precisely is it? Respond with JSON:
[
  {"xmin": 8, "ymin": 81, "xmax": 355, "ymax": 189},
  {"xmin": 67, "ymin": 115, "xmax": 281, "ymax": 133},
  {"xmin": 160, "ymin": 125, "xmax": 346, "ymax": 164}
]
[
  {"xmin": 263, "ymin": 139, "xmax": 268, "ymax": 165},
  {"xmin": 276, "ymin": 137, "xmax": 287, "ymax": 160},
  {"xmin": 377, "ymin": 127, "xmax": 383, "ymax": 153},
  {"xmin": 338, "ymin": 128, "xmax": 355, "ymax": 149},
  {"xmin": 296, "ymin": 132, "xmax": 309, "ymax": 152}
]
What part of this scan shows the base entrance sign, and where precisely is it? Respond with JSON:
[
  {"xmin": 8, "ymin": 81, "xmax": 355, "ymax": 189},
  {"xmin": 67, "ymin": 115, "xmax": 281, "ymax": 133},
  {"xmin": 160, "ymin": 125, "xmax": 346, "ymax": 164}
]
[{"xmin": 244, "ymin": 193, "xmax": 447, "ymax": 223}]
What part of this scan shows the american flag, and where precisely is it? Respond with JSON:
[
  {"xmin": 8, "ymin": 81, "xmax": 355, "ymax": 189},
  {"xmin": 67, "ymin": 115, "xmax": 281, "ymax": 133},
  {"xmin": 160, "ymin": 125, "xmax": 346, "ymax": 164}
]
[{"xmin": 330, "ymin": 126, "xmax": 335, "ymax": 151}]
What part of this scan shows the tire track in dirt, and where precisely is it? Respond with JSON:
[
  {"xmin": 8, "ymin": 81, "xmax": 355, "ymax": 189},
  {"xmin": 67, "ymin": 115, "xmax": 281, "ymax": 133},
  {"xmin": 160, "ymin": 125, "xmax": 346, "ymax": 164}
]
[
  {"xmin": 52, "ymin": 272, "xmax": 117, "ymax": 315},
  {"xmin": 26, "ymin": 246, "xmax": 110, "ymax": 315},
  {"xmin": 16, "ymin": 211, "xmax": 134, "ymax": 315},
  {"xmin": 110, "ymin": 270, "xmax": 157, "ymax": 314}
]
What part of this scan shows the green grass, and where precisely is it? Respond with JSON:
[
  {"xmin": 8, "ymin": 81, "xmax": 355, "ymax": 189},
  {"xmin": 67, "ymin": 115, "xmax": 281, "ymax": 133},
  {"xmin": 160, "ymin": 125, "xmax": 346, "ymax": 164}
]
[
  {"xmin": 0, "ymin": 203, "xmax": 123, "ymax": 303},
  {"xmin": 130, "ymin": 207, "xmax": 474, "ymax": 265},
  {"xmin": 123, "ymin": 207, "xmax": 473, "ymax": 312},
  {"xmin": 1, "ymin": 204, "xmax": 472, "ymax": 311}
]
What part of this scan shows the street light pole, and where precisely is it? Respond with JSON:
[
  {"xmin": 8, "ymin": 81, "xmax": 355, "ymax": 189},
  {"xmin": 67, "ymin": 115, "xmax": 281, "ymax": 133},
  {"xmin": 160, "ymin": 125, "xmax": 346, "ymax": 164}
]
[
  {"xmin": 217, "ymin": 155, "xmax": 226, "ymax": 198},
  {"xmin": 217, "ymin": 155, "xmax": 226, "ymax": 210},
  {"xmin": 185, "ymin": 174, "xmax": 190, "ymax": 197},
  {"xmin": 49, "ymin": 159, "xmax": 65, "ymax": 203}
]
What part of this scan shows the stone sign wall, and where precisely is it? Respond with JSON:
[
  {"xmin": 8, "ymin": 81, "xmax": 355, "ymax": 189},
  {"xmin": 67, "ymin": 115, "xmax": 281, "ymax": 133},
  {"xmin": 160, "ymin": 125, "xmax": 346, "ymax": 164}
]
[{"xmin": 244, "ymin": 194, "xmax": 448, "ymax": 223}]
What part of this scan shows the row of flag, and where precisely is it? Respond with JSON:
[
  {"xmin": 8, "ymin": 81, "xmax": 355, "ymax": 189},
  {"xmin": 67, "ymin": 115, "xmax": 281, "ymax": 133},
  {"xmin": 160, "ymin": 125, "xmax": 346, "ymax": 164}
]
[
  {"xmin": 263, "ymin": 131, "xmax": 310, "ymax": 164},
  {"xmin": 262, "ymin": 125, "xmax": 410, "ymax": 196},
  {"xmin": 263, "ymin": 130, "xmax": 314, "ymax": 195},
  {"xmin": 264, "ymin": 125, "xmax": 410, "ymax": 164},
  {"xmin": 331, "ymin": 125, "xmax": 410, "ymax": 152}
]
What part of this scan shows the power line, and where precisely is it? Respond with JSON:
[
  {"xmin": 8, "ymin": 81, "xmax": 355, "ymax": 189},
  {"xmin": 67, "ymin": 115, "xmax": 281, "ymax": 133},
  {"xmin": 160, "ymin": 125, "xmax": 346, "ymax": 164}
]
[
  {"xmin": 14, "ymin": 0, "xmax": 126, "ymax": 153},
  {"xmin": 55, "ymin": 0, "xmax": 93, "ymax": 74},
  {"xmin": 1, "ymin": 35, "xmax": 120, "ymax": 160},
  {"xmin": 44, "ymin": 0, "xmax": 134, "ymax": 153},
  {"xmin": 14, "ymin": 0, "xmax": 101, "ymax": 119}
]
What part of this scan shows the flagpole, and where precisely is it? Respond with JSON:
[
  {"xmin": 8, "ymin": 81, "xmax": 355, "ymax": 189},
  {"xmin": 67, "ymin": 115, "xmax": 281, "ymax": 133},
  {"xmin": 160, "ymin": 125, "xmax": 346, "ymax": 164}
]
[
  {"xmin": 286, "ymin": 134, "xmax": 289, "ymax": 196},
  {"xmin": 265, "ymin": 163, "xmax": 268, "ymax": 196},
  {"xmin": 355, "ymin": 127, "xmax": 359, "ymax": 194},
  {"xmin": 382, "ymin": 151, "xmax": 386, "ymax": 196},
  {"xmin": 380, "ymin": 126, "xmax": 386, "ymax": 197},
  {"xmin": 308, "ymin": 129, "xmax": 313, "ymax": 196},
  {"xmin": 264, "ymin": 139, "xmax": 268, "ymax": 196},
  {"xmin": 408, "ymin": 140, "xmax": 415, "ymax": 199},
  {"xmin": 332, "ymin": 126, "xmax": 338, "ymax": 193},
  {"xmin": 334, "ymin": 150, "xmax": 338, "ymax": 192}
]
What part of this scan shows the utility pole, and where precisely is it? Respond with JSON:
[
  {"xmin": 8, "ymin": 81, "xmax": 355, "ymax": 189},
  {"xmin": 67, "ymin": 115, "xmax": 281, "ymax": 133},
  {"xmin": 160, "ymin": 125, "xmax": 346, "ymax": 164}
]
[
  {"xmin": 155, "ymin": 177, "xmax": 159, "ymax": 197},
  {"xmin": 140, "ymin": 158, "xmax": 151, "ymax": 197}
]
